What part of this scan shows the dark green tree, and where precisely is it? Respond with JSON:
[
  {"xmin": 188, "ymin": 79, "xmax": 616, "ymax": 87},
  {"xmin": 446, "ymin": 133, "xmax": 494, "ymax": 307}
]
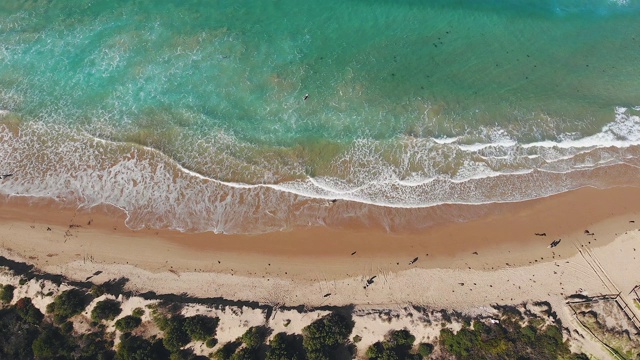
[
  {"xmin": 32, "ymin": 326, "xmax": 73, "ymax": 359},
  {"xmin": 241, "ymin": 326, "xmax": 268, "ymax": 348},
  {"xmin": 0, "ymin": 284, "xmax": 15, "ymax": 303},
  {"xmin": 0, "ymin": 307, "xmax": 40, "ymax": 359},
  {"xmin": 117, "ymin": 334, "xmax": 169, "ymax": 360},
  {"xmin": 417, "ymin": 343, "xmax": 434, "ymax": 358},
  {"xmin": 91, "ymin": 299, "xmax": 122, "ymax": 322},
  {"xmin": 47, "ymin": 289, "xmax": 88, "ymax": 321},
  {"xmin": 162, "ymin": 317, "xmax": 190, "ymax": 353},
  {"xmin": 302, "ymin": 313, "xmax": 354, "ymax": 360},
  {"xmin": 15, "ymin": 297, "xmax": 44, "ymax": 324},
  {"xmin": 267, "ymin": 332, "xmax": 304, "ymax": 360},
  {"xmin": 183, "ymin": 314, "xmax": 218, "ymax": 342},
  {"xmin": 116, "ymin": 315, "xmax": 142, "ymax": 333}
]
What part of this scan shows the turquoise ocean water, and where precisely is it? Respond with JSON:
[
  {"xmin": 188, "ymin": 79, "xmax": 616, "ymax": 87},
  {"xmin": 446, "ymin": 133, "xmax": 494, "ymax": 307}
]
[{"xmin": 1, "ymin": 0, "xmax": 640, "ymax": 233}]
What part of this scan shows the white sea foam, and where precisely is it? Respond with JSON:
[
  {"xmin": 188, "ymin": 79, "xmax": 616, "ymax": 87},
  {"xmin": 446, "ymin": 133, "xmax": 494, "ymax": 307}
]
[{"xmin": 1, "ymin": 106, "xmax": 640, "ymax": 234}]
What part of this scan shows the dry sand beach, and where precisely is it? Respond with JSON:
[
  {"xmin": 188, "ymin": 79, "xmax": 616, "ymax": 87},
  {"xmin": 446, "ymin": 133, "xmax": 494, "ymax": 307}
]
[
  {"xmin": 1, "ymin": 186, "xmax": 640, "ymax": 358},
  {"xmin": 0, "ymin": 185, "xmax": 639, "ymax": 311}
]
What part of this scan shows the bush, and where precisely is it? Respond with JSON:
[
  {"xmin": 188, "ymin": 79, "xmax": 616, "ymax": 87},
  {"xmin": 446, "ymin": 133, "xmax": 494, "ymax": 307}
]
[
  {"xmin": 116, "ymin": 315, "xmax": 142, "ymax": 333},
  {"xmin": 241, "ymin": 326, "xmax": 268, "ymax": 348},
  {"xmin": 118, "ymin": 334, "xmax": 169, "ymax": 360},
  {"xmin": 90, "ymin": 284, "xmax": 106, "ymax": 297},
  {"xmin": 439, "ymin": 317, "xmax": 575, "ymax": 360},
  {"xmin": 162, "ymin": 317, "xmax": 190, "ymax": 352},
  {"xmin": 76, "ymin": 331, "xmax": 115, "ymax": 359},
  {"xmin": 132, "ymin": 307, "xmax": 145, "ymax": 318},
  {"xmin": 0, "ymin": 307, "xmax": 40, "ymax": 359},
  {"xmin": 48, "ymin": 289, "xmax": 87, "ymax": 321},
  {"xmin": 91, "ymin": 299, "xmax": 122, "ymax": 322},
  {"xmin": 302, "ymin": 313, "xmax": 354, "ymax": 360},
  {"xmin": 353, "ymin": 335, "xmax": 362, "ymax": 343},
  {"xmin": 183, "ymin": 314, "xmax": 218, "ymax": 342},
  {"xmin": 15, "ymin": 297, "xmax": 44, "ymax": 325},
  {"xmin": 267, "ymin": 332, "xmax": 304, "ymax": 360},
  {"xmin": 367, "ymin": 330, "xmax": 420, "ymax": 360},
  {"xmin": 205, "ymin": 337, "xmax": 218, "ymax": 348},
  {"xmin": 418, "ymin": 343, "xmax": 434, "ymax": 358},
  {"xmin": 0, "ymin": 284, "xmax": 15, "ymax": 304},
  {"xmin": 212, "ymin": 342, "xmax": 241, "ymax": 360},
  {"xmin": 32, "ymin": 326, "xmax": 72, "ymax": 359}
]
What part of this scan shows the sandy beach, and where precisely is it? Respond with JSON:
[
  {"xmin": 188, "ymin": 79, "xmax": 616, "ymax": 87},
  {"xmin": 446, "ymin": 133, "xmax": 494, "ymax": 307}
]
[{"xmin": 0, "ymin": 185, "xmax": 639, "ymax": 311}]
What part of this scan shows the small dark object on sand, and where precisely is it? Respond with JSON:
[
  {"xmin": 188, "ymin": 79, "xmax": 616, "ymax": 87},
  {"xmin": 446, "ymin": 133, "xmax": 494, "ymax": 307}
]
[
  {"xmin": 351, "ymin": 251, "xmax": 356, "ymax": 256},
  {"xmin": 0, "ymin": 174, "xmax": 13, "ymax": 180},
  {"xmin": 584, "ymin": 230, "xmax": 589, "ymax": 234},
  {"xmin": 366, "ymin": 276, "xmax": 377, "ymax": 285},
  {"xmin": 630, "ymin": 220, "xmax": 635, "ymax": 223},
  {"xmin": 323, "ymin": 293, "xmax": 331, "ymax": 298},
  {"xmin": 534, "ymin": 232, "xmax": 546, "ymax": 236},
  {"xmin": 46, "ymin": 227, "xmax": 51, "ymax": 231},
  {"xmin": 409, "ymin": 257, "xmax": 418, "ymax": 265},
  {"xmin": 472, "ymin": 251, "xmax": 478, "ymax": 255},
  {"xmin": 330, "ymin": 199, "xmax": 338, "ymax": 203},
  {"xmin": 549, "ymin": 239, "xmax": 561, "ymax": 248}
]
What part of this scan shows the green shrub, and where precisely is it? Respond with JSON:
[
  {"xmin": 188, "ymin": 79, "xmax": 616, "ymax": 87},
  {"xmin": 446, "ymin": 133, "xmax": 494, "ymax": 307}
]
[
  {"xmin": 32, "ymin": 326, "xmax": 72, "ymax": 359},
  {"xmin": 302, "ymin": 313, "xmax": 354, "ymax": 360},
  {"xmin": 366, "ymin": 342, "xmax": 383, "ymax": 358},
  {"xmin": 212, "ymin": 341, "xmax": 241, "ymax": 360},
  {"xmin": 91, "ymin": 299, "xmax": 122, "ymax": 322},
  {"xmin": 162, "ymin": 317, "xmax": 190, "ymax": 352},
  {"xmin": 15, "ymin": 297, "xmax": 44, "ymax": 324},
  {"xmin": 152, "ymin": 311, "xmax": 171, "ymax": 331},
  {"xmin": 267, "ymin": 332, "xmax": 304, "ymax": 360},
  {"xmin": 389, "ymin": 329, "xmax": 415, "ymax": 348},
  {"xmin": 90, "ymin": 284, "xmax": 106, "ymax": 297},
  {"xmin": 18, "ymin": 278, "xmax": 27, "ymax": 286},
  {"xmin": 183, "ymin": 314, "xmax": 219, "ymax": 342},
  {"xmin": 0, "ymin": 284, "xmax": 15, "ymax": 304},
  {"xmin": 169, "ymin": 349, "xmax": 197, "ymax": 360},
  {"xmin": 417, "ymin": 343, "xmax": 434, "ymax": 358},
  {"xmin": 439, "ymin": 317, "xmax": 575, "ymax": 360},
  {"xmin": 230, "ymin": 346, "xmax": 259, "ymax": 360},
  {"xmin": 205, "ymin": 337, "xmax": 218, "ymax": 348},
  {"xmin": 116, "ymin": 315, "xmax": 142, "ymax": 333},
  {"xmin": 367, "ymin": 330, "xmax": 420, "ymax": 360},
  {"xmin": 353, "ymin": 335, "xmax": 362, "ymax": 343},
  {"xmin": 60, "ymin": 321, "xmax": 74, "ymax": 334},
  {"xmin": 118, "ymin": 334, "xmax": 169, "ymax": 360},
  {"xmin": 0, "ymin": 307, "xmax": 40, "ymax": 359},
  {"xmin": 48, "ymin": 289, "xmax": 87, "ymax": 321},
  {"xmin": 132, "ymin": 307, "xmax": 145, "ymax": 318},
  {"xmin": 241, "ymin": 326, "xmax": 268, "ymax": 348}
]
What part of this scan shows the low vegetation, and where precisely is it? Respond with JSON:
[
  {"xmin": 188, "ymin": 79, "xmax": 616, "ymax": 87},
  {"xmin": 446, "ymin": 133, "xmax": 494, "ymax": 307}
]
[
  {"xmin": 0, "ymin": 284, "xmax": 14, "ymax": 304},
  {"xmin": 0, "ymin": 271, "xmax": 613, "ymax": 360},
  {"xmin": 366, "ymin": 329, "xmax": 422, "ymax": 360},
  {"xmin": 115, "ymin": 315, "xmax": 142, "ymax": 333},
  {"xmin": 91, "ymin": 298, "xmax": 122, "ymax": 322},
  {"xmin": 46, "ymin": 289, "xmax": 88, "ymax": 323},
  {"xmin": 302, "ymin": 312, "xmax": 354, "ymax": 360},
  {"xmin": 438, "ymin": 316, "xmax": 584, "ymax": 360}
]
